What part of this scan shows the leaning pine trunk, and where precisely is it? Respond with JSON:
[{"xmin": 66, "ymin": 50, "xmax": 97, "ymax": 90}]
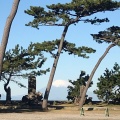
[
  {"xmin": 0, "ymin": 0, "xmax": 20, "ymax": 80},
  {"xmin": 42, "ymin": 25, "xmax": 69, "ymax": 110},
  {"xmin": 79, "ymin": 43, "xmax": 116, "ymax": 109}
]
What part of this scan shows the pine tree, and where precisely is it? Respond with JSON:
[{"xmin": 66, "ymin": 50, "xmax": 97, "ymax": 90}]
[
  {"xmin": 25, "ymin": 0, "xmax": 120, "ymax": 110},
  {"xmin": 1, "ymin": 43, "xmax": 49, "ymax": 103},
  {"xmin": 67, "ymin": 71, "xmax": 93, "ymax": 104},
  {"xmin": 79, "ymin": 26, "xmax": 120, "ymax": 108},
  {"xmin": 0, "ymin": 0, "xmax": 20, "ymax": 80},
  {"xmin": 94, "ymin": 63, "xmax": 120, "ymax": 104}
]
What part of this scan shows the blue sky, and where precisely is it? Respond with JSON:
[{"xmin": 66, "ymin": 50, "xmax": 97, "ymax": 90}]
[{"xmin": 0, "ymin": 0, "xmax": 120, "ymax": 100}]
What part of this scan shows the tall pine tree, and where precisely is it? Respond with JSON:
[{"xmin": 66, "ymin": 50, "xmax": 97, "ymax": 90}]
[
  {"xmin": 25, "ymin": 0, "xmax": 120, "ymax": 110},
  {"xmin": 0, "ymin": 0, "xmax": 20, "ymax": 80},
  {"xmin": 79, "ymin": 26, "xmax": 120, "ymax": 108}
]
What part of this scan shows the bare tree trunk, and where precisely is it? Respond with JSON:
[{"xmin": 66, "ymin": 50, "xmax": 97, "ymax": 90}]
[
  {"xmin": 42, "ymin": 25, "xmax": 69, "ymax": 110},
  {"xmin": 5, "ymin": 87, "xmax": 11, "ymax": 104},
  {"xmin": 4, "ymin": 76, "xmax": 11, "ymax": 104},
  {"xmin": 0, "ymin": 0, "xmax": 20, "ymax": 80},
  {"xmin": 79, "ymin": 43, "xmax": 115, "ymax": 109}
]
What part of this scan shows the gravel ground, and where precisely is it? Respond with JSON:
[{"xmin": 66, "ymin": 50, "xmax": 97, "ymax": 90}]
[{"xmin": 0, "ymin": 110, "xmax": 120, "ymax": 120}]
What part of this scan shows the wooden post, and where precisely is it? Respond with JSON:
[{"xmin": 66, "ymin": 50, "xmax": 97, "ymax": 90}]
[
  {"xmin": 105, "ymin": 108, "xmax": 109, "ymax": 117},
  {"xmin": 80, "ymin": 107, "xmax": 84, "ymax": 116}
]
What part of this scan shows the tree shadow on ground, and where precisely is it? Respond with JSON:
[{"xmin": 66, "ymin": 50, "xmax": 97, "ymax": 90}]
[
  {"xmin": 0, "ymin": 108, "xmax": 43, "ymax": 113},
  {"xmin": 0, "ymin": 104, "xmax": 44, "ymax": 113},
  {"xmin": 0, "ymin": 102, "xmax": 65, "ymax": 113},
  {"xmin": 48, "ymin": 105, "xmax": 64, "ymax": 110},
  {"xmin": 87, "ymin": 108, "xmax": 94, "ymax": 111}
]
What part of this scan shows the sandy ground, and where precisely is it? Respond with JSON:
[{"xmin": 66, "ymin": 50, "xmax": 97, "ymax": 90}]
[{"xmin": 0, "ymin": 109, "xmax": 120, "ymax": 120}]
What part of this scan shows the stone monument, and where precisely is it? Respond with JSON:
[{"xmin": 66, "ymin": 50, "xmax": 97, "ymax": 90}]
[{"xmin": 28, "ymin": 75, "xmax": 36, "ymax": 94}]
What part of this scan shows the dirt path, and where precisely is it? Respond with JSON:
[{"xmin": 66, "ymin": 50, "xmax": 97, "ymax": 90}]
[{"xmin": 0, "ymin": 109, "xmax": 119, "ymax": 120}]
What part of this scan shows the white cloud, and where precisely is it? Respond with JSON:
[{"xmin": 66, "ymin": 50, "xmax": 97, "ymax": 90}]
[{"xmin": 52, "ymin": 80, "xmax": 71, "ymax": 87}]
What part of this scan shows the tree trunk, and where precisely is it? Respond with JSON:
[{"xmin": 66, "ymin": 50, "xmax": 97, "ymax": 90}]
[
  {"xmin": 5, "ymin": 87, "xmax": 11, "ymax": 104},
  {"xmin": 42, "ymin": 25, "xmax": 69, "ymax": 110},
  {"xmin": 79, "ymin": 43, "xmax": 115, "ymax": 109},
  {"xmin": 4, "ymin": 77, "xmax": 11, "ymax": 104},
  {"xmin": 79, "ymin": 85, "xmax": 85, "ymax": 104},
  {"xmin": 0, "ymin": 0, "xmax": 20, "ymax": 80}
]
